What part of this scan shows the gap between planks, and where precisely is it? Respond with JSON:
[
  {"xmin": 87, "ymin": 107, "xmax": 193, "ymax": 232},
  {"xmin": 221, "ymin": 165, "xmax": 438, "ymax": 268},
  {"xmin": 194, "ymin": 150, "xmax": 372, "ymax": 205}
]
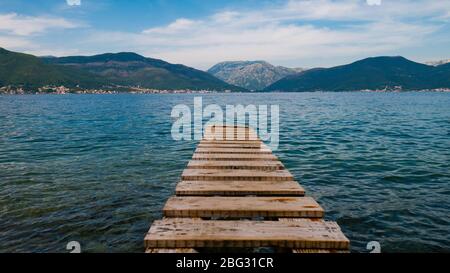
[{"xmin": 187, "ymin": 160, "xmax": 285, "ymax": 170}]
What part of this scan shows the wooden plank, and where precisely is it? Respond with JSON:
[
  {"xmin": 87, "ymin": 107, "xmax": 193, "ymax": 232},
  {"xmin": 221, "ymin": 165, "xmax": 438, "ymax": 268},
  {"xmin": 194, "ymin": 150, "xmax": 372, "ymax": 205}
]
[
  {"xmin": 182, "ymin": 169, "xmax": 294, "ymax": 181},
  {"xmin": 203, "ymin": 135, "xmax": 259, "ymax": 141},
  {"xmin": 208, "ymin": 125, "xmax": 251, "ymax": 129},
  {"xmin": 211, "ymin": 124, "xmax": 250, "ymax": 127},
  {"xmin": 205, "ymin": 130, "xmax": 256, "ymax": 135},
  {"xmin": 187, "ymin": 160, "xmax": 284, "ymax": 170},
  {"xmin": 146, "ymin": 248, "xmax": 198, "ymax": 253},
  {"xmin": 209, "ymin": 129, "xmax": 251, "ymax": 132},
  {"xmin": 205, "ymin": 127, "xmax": 256, "ymax": 133},
  {"xmin": 192, "ymin": 153, "xmax": 278, "ymax": 161},
  {"xmin": 195, "ymin": 147, "xmax": 272, "ymax": 154},
  {"xmin": 206, "ymin": 130, "xmax": 255, "ymax": 135},
  {"xmin": 204, "ymin": 131, "xmax": 256, "ymax": 135},
  {"xmin": 198, "ymin": 143, "xmax": 265, "ymax": 148},
  {"xmin": 163, "ymin": 196, "xmax": 323, "ymax": 218},
  {"xmin": 208, "ymin": 127, "xmax": 254, "ymax": 133},
  {"xmin": 145, "ymin": 218, "xmax": 350, "ymax": 249},
  {"xmin": 204, "ymin": 126, "xmax": 257, "ymax": 140},
  {"xmin": 203, "ymin": 127, "xmax": 258, "ymax": 140},
  {"xmin": 200, "ymin": 140, "xmax": 262, "ymax": 145},
  {"xmin": 175, "ymin": 180, "xmax": 305, "ymax": 196}
]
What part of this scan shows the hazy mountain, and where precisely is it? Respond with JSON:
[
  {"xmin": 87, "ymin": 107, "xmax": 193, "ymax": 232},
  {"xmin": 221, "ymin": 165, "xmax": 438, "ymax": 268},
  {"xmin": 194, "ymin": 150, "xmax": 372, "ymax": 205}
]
[
  {"xmin": 42, "ymin": 52, "xmax": 244, "ymax": 91},
  {"xmin": 425, "ymin": 59, "xmax": 450, "ymax": 66},
  {"xmin": 208, "ymin": 61, "xmax": 305, "ymax": 91},
  {"xmin": 0, "ymin": 48, "xmax": 107, "ymax": 89},
  {"xmin": 265, "ymin": 56, "xmax": 450, "ymax": 92}
]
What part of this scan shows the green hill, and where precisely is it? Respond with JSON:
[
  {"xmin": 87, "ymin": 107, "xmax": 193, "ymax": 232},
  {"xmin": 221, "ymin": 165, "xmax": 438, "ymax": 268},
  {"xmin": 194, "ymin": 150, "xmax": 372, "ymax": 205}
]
[
  {"xmin": 42, "ymin": 52, "xmax": 244, "ymax": 91},
  {"xmin": 265, "ymin": 56, "xmax": 450, "ymax": 92},
  {"xmin": 0, "ymin": 48, "xmax": 106, "ymax": 90},
  {"xmin": 0, "ymin": 48, "xmax": 244, "ymax": 92}
]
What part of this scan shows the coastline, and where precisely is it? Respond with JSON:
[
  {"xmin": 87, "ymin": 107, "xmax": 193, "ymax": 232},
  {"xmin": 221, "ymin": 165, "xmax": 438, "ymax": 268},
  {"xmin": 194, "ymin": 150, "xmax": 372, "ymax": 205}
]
[
  {"xmin": 0, "ymin": 85, "xmax": 450, "ymax": 95},
  {"xmin": 1, "ymin": 87, "xmax": 450, "ymax": 95}
]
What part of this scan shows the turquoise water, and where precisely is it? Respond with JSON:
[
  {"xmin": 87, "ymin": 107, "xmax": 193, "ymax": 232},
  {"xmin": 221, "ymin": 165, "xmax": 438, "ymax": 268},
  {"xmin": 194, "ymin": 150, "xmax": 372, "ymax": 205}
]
[{"xmin": 0, "ymin": 92, "xmax": 449, "ymax": 253}]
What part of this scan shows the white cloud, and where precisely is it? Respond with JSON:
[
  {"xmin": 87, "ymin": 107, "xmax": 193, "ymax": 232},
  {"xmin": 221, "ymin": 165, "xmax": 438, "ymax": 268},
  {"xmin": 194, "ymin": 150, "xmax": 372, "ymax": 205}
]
[
  {"xmin": 143, "ymin": 19, "xmax": 199, "ymax": 34},
  {"xmin": 2, "ymin": 0, "xmax": 449, "ymax": 69},
  {"xmin": 66, "ymin": 0, "xmax": 81, "ymax": 6},
  {"xmin": 107, "ymin": 0, "xmax": 447, "ymax": 68},
  {"xmin": 135, "ymin": 20, "xmax": 436, "ymax": 68},
  {"xmin": 0, "ymin": 13, "xmax": 79, "ymax": 36},
  {"xmin": 367, "ymin": 0, "xmax": 382, "ymax": 6},
  {"xmin": 211, "ymin": 11, "xmax": 241, "ymax": 23},
  {"xmin": 0, "ymin": 35, "xmax": 30, "ymax": 48}
]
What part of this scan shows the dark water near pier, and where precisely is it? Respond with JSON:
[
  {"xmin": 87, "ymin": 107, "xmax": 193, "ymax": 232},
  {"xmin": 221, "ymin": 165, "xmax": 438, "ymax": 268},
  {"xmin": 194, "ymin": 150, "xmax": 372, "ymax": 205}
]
[{"xmin": 0, "ymin": 92, "xmax": 449, "ymax": 253}]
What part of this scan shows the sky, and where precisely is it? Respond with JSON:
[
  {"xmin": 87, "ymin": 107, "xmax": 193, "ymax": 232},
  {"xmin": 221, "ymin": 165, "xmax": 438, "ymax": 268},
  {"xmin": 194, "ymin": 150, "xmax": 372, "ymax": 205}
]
[{"xmin": 0, "ymin": 0, "xmax": 449, "ymax": 70}]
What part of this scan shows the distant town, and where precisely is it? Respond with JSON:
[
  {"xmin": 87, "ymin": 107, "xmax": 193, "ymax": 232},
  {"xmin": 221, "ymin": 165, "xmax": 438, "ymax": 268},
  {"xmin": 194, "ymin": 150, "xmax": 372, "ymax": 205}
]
[
  {"xmin": 1, "ymin": 84, "xmax": 450, "ymax": 95},
  {"xmin": 0, "ymin": 85, "xmax": 230, "ymax": 95}
]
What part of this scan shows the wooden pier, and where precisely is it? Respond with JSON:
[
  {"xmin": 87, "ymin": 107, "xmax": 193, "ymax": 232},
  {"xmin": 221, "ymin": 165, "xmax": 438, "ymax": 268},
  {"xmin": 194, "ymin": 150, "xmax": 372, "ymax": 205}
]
[{"xmin": 144, "ymin": 125, "xmax": 350, "ymax": 253}]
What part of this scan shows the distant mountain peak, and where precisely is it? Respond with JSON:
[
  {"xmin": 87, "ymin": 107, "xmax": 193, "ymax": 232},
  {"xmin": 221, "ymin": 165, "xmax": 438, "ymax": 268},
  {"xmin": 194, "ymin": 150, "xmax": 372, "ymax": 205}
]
[
  {"xmin": 100, "ymin": 52, "xmax": 151, "ymax": 61},
  {"xmin": 218, "ymin": 60, "xmax": 267, "ymax": 65},
  {"xmin": 352, "ymin": 56, "xmax": 414, "ymax": 65},
  {"xmin": 208, "ymin": 60, "xmax": 305, "ymax": 91}
]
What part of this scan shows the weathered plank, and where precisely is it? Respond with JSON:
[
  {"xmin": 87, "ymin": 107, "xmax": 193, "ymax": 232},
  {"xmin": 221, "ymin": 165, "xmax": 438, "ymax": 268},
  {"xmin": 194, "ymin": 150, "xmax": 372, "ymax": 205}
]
[
  {"xmin": 175, "ymin": 180, "xmax": 305, "ymax": 196},
  {"xmin": 203, "ymin": 135, "xmax": 259, "ymax": 141},
  {"xmin": 203, "ymin": 127, "xmax": 258, "ymax": 140},
  {"xmin": 163, "ymin": 196, "xmax": 323, "ymax": 218},
  {"xmin": 187, "ymin": 160, "xmax": 284, "ymax": 170},
  {"xmin": 205, "ymin": 126, "xmax": 256, "ymax": 133},
  {"xmin": 207, "ymin": 127, "xmax": 254, "ymax": 133},
  {"xmin": 198, "ymin": 143, "xmax": 264, "ymax": 148},
  {"xmin": 195, "ymin": 147, "xmax": 272, "ymax": 154},
  {"xmin": 205, "ymin": 129, "xmax": 256, "ymax": 133},
  {"xmin": 192, "ymin": 153, "xmax": 278, "ymax": 161},
  {"xmin": 209, "ymin": 125, "xmax": 251, "ymax": 129},
  {"xmin": 182, "ymin": 169, "xmax": 294, "ymax": 181},
  {"xmin": 145, "ymin": 218, "xmax": 350, "ymax": 249},
  {"xmin": 204, "ymin": 130, "xmax": 256, "ymax": 135},
  {"xmin": 200, "ymin": 140, "xmax": 262, "ymax": 145}
]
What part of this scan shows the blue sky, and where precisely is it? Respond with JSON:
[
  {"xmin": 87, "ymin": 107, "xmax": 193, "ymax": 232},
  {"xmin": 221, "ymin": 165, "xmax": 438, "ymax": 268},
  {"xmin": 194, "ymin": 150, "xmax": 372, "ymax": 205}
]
[{"xmin": 0, "ymin": 0, "xmax": 449, "ymax": 69}]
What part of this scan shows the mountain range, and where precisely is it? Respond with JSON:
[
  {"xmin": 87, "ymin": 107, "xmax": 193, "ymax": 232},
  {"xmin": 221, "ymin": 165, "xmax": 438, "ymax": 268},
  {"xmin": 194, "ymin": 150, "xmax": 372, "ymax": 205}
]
[
  {"xmin": 207, "ymin": 61, "xmax": 305, "ymax": 91},
  {"xmin": 1, "ymin": 47, "xmax": 450, "ymax": 93},
  {"xmin": 265, "ymin": 56, "xmax": 450, "ymax": 92},
  {"xmin": 42, "ymin": 52, "xmax": 244, "ymax": 91},
  {"xmin": 0, "ymin": 48, "xmax": 243, "ymax": 92}
]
